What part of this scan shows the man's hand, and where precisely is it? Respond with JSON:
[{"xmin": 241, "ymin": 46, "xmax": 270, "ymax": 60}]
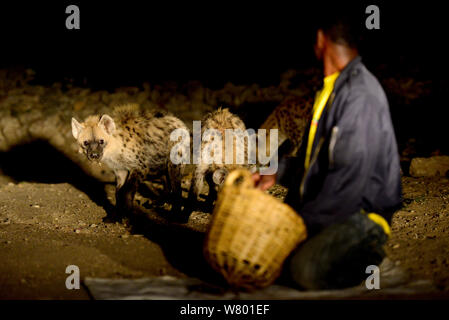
[{"xmin": 252, "ymin": 172, "xmax": 277, "ymax": 191}]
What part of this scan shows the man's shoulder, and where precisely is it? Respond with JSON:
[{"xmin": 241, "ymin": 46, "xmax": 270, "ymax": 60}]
[{"xmin": 347, "ymin": 61, "xmax": 388, "ymax": 104}]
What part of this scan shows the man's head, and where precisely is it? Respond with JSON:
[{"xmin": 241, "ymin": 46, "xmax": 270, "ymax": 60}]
[
  {"xmin": 71, "ymin": 114, "xmax": 116, "ymax": 162},
  {"xmin": 313, "ymin": 5, "xmax": 361, "ymax": 61}
]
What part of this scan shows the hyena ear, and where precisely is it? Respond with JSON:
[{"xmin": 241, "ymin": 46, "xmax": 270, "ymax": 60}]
[
  {"xmin": 99, "ymin": 115, "xmax": 116, "ymax": 135},
  {"xmin": 71, "ymin": 118, "xmax": 83, "ymax": 139},
  {"xmin": 212, "ymin": 168, "xmax": 228, "ymax": 186}
]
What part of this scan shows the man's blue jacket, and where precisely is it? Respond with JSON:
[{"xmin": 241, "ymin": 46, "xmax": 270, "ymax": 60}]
[{"xmin": 279, "ymin": 56, "xmax": 402, "ymax": 236}]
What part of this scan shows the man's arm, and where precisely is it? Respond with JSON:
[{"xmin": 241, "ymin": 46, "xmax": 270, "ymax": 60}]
[
  {"xmin": 254, "ymin": 151, "xmax": 305, "ymax": 190},
  {"xmin": 295, "ymin": 93, "xmax": 382, "ymax": 234}
]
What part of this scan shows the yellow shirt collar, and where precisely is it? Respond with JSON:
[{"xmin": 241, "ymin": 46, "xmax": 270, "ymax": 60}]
[
  {"xmin": 305, "ymin": 71, "xmax": 340, "ymax": 170},
  {"xmin": 323, "ymin": 71, "xmax": 340, "ymax": 86}
]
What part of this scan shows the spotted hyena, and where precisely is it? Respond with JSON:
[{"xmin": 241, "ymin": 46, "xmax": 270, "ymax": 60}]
[
  {"xmin": 71, "ymin": 104, "xmax": 189, "ymax": 215},
  {"xmin": 259, "ymin": 95, "xmax": 314, "ymax": 157},
  {"xmin": 188, "ymin": 108, "xmax": 254, "ymax": 210}
]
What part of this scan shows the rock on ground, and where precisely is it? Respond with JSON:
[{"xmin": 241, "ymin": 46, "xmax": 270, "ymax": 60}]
[{"xmin": 409, "ymin": 156, "xmax": 449, "ymax": 177}]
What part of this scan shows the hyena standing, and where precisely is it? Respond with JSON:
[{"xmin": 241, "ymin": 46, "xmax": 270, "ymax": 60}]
[
  {"xmin": 259, "ymin": 95, "xmax": 314, "ymax": 156},
  {"xmin": 188, "ymin": 108, "xmax": 254, "ymax": 210},
  {"xmin": 71, "ymin": 104, "xmax": 189, "ymax": 216}
]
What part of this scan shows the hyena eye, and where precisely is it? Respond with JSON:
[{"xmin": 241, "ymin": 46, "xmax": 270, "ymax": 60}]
[
  {"xmin": 99, "ymin": 139, "xmax": 104, "ymax": 145},
  {"xmin": 83, "ymin": 141, "xmax": 89, "ymax": 146}
]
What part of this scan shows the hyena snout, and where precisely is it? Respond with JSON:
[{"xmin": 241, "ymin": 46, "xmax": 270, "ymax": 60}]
[
  {"xmin": 88, "ymin": 152, "xmax": 101, "ymax": 161},
  {"xmin": 86, "ymin": 144, "xmax": 104, "ymax": 161}
]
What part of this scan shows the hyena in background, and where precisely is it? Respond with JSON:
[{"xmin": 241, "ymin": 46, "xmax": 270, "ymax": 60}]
[
  {"xmin": 259, "ymin": 95, "xmax": 314, "ymax": 157},
  {"xmin": 71, "ymin": 104, "xmax": 189, "ymax": 216},
  {"xmin": 188, "ymin": 108, "xmax": 254, "ymax": 210}
]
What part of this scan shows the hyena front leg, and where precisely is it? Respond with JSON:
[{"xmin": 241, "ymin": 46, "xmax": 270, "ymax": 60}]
[
  {"xmin": 114, "ymin": 169, "xmax": 128, "ymax": 211},
  {"xmin": 204, "ymin": 171, "xmax": 218, "ymax": 209},
  {"xmin": 186, "ymin": 164, "xmax": 208, "ymax": 213},
  {"xmin": 115, "ymin": 169, "xmax": 139, "ymax": 214},
  {"xmin": 166, "ymin": 162, "xmax": 184, "ymax": 212}
]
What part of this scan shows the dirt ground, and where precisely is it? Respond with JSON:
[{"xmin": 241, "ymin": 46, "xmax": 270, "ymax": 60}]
[
  {"xmin": 0, "ymin": 179, "xmax": 184, "ymax": 299},
  {"xmin": 0, "ymin": 170, "xmax": 448, "ymax": 299},
  {"xmin": 386, "ymin": 176, "xmax": 449, "ymax": 290}
]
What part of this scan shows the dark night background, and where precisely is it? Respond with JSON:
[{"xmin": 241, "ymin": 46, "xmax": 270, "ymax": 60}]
[
  {"xmin": 0, "ymin": 1, "xmax": 443, "ymax": 85},
  {"xmin": 0, "ymin": 1, "xmax": 446, "ymax": 151}
]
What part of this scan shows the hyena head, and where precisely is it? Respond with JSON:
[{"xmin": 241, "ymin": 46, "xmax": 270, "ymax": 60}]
[
  {"xmin": 211, "ymin": 165, "xmax": 257, "ymax": 190},
  {"xmin": 71, "ymin": 114, "xmax": 116, "ymax": 162},
  {"xmin": 212, "ymin": 168, "xmax": 228, "ymax": 188}
]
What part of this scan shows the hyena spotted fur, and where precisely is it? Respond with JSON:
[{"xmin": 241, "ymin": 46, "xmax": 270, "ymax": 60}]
[
  {"xmin": 188, "ymin": 108, "xmax": 254, "ymax": 209},
  {"xmin": 259, "ymin": 95, "xmax": 314, "ymax": 157},
  {"xmin": 71, "ymin": 104, "xmax": 189, "ymax": 214}
]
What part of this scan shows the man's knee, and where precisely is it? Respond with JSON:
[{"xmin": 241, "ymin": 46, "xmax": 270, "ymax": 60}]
[{"xmin": 286, "ymin": 212, "xmax": 388, "ymax": 290}]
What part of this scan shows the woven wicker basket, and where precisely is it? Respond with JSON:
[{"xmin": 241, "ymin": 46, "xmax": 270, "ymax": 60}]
[{"xmin": 204, "ymin": 169, "xmax": 307, "ymax": 290}]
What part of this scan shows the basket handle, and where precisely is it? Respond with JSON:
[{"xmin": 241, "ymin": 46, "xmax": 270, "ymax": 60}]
[{"xmin": 224, "ymin": 169, "xmax": 254, "ymax": 189}]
